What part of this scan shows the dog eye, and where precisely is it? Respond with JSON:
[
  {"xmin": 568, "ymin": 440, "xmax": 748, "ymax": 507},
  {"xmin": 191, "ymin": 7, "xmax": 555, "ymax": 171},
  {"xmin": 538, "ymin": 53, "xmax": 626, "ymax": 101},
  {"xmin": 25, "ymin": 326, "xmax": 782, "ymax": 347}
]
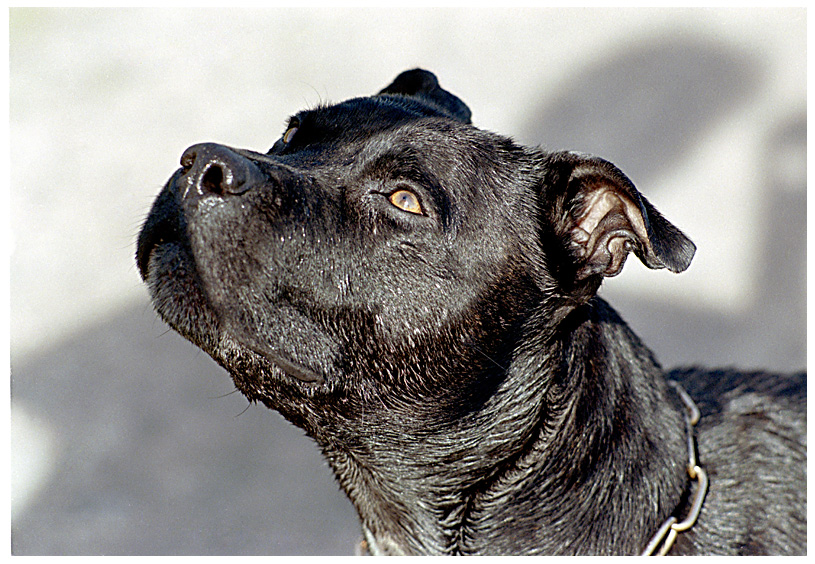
[
  {"xmin": 389, "ymin": 189, "xmax": 424, "ymax": 215},
  {"xmin": 282, "ymin": 125, "xmax": 299, "ymax": 144}
]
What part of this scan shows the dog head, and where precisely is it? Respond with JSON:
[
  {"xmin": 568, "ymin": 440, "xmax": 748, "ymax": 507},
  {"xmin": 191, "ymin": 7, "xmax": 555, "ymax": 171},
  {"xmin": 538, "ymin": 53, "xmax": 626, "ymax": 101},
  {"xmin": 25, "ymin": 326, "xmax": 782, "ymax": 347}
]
[{"xmin": 137, "ymin": 68, "xmax": 695, "ymax": 444}]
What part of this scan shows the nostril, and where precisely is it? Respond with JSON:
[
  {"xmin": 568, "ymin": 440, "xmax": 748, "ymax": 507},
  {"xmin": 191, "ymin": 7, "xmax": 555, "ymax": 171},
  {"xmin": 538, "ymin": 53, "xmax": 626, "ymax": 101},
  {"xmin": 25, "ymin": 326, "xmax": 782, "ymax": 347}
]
[{"xmin": 201, "ymin": 164, "xmax": 226, "ymax": 196}]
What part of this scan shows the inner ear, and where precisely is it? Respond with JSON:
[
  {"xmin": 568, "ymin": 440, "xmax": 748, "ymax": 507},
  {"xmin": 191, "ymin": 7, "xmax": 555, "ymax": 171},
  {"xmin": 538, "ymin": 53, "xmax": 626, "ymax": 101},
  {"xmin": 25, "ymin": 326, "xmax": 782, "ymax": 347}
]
[
  {"xmin": 569, "ymin": 174, "xmax": 652, "ymax": 280},
  {"xmin": 540, "ymin": 152, "xmax": 695, "ymax": 297}
]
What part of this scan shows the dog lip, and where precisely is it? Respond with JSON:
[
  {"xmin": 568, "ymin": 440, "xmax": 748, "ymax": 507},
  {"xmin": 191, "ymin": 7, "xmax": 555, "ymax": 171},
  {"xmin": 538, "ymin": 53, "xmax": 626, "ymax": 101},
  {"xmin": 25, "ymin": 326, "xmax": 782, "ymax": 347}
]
[
  {"xmin": 137, "ymin": 170, "xmax": 187, "ymax": 280},
  {"xmin": 136, "ymin": 214, "xmax": 185, "ymax": 281},
  {"xmin": 249, "ymin": 346, "xmax": 325, "ymax": 384},
  {"xmin": 135, "ymin": 239, "xmax": 153, "ymax": 280},
  {"xmin": 135, "ymin": 226, "xmax": 166, "ymax": 280}
]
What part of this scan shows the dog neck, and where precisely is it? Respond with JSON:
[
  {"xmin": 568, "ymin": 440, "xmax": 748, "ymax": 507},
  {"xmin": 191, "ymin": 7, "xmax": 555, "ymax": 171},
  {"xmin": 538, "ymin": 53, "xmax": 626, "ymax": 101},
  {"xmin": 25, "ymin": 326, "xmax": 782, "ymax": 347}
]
[{"xmin": 324, "ymin": 297, "xmax": 690, "ymax": 555}]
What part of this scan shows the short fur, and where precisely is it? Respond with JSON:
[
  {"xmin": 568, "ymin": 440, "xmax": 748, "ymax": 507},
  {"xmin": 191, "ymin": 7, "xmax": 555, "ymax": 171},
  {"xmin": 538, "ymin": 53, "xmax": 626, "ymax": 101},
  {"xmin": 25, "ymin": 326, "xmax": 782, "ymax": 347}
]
[{"xmin": 137, "ymin": 69, "xmax": 805, "ymax": 555}]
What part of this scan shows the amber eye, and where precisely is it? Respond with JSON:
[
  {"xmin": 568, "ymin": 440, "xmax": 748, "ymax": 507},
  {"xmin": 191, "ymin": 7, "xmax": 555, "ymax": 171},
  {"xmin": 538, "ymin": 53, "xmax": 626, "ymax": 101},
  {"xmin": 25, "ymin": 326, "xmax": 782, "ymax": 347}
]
[
  {"xmin": 282, "ymin": 125, "xmax": 298, "ymax": 144},
  {"xmin": 389, "ymin": 189, "xmax": 423, "ymax": 215}
]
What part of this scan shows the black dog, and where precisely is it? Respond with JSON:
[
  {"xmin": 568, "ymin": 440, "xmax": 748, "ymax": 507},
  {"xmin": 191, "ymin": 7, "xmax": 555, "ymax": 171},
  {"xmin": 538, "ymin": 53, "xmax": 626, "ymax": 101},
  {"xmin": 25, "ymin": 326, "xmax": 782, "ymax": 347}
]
[{"xmin": 136, "ymin": 69, "xmax": 805, "ymax": 555}]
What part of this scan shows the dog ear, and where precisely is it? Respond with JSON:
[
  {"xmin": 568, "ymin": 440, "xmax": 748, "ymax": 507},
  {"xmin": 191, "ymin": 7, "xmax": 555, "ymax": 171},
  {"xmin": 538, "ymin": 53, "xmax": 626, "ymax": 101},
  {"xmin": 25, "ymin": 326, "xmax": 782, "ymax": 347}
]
[
  {"xmin": 539, "ymin": 151, "xmax": 695, "ymax": 296},
  {"xmin": 378, "ymin": 68, "xmax": 472, "ymax": 124}
]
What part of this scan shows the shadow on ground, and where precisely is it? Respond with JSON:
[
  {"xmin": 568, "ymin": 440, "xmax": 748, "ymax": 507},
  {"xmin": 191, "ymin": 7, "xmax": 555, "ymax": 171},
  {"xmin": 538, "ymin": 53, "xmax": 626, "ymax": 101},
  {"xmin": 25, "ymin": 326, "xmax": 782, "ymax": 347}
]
[{"xmin": 11, "ymin": 301, "xmax": 360, "ymax": 555}]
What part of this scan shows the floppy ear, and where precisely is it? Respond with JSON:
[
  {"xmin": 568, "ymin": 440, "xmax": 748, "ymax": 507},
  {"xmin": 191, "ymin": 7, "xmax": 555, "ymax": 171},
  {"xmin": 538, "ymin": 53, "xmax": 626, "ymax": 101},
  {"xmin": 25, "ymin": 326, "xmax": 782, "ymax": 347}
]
[
  {"xmin": 378, "ymin": 68, "xmax": 472, "ymax": 124},
  {"xmin": 539, "ymin": 151, "xmax": 695, "ymax": 297}
]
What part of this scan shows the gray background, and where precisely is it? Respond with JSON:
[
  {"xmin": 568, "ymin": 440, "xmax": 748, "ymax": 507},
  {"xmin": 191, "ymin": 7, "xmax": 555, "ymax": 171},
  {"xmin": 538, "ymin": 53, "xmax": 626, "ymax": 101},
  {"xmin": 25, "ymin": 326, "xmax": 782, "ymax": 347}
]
[{"xmin": 10, "ymin": 8, "xmax": 806, "ymax": 555}]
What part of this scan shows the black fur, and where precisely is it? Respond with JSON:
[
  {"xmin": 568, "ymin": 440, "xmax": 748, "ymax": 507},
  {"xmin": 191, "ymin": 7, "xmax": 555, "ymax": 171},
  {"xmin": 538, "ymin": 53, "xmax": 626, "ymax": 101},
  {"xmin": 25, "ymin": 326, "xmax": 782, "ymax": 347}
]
[{"xmin": 136, "ymin": 69, "xmax": 806, "ymax": 555}]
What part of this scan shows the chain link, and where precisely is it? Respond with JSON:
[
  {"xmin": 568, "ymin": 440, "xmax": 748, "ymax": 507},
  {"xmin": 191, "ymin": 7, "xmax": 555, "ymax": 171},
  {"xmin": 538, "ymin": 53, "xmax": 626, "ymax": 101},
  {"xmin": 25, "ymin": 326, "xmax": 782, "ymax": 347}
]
[{"xmin": 641, "ymin": 381, "xmax": 708, "ymax": 556}]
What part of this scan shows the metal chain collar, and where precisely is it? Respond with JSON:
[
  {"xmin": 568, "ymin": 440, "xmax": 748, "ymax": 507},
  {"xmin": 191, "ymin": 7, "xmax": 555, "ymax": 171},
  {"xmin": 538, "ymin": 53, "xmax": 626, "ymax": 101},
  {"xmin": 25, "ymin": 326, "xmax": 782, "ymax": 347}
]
[{"xmin": 642, "ymin": 380, "xmax": 709, "ymax": 556}]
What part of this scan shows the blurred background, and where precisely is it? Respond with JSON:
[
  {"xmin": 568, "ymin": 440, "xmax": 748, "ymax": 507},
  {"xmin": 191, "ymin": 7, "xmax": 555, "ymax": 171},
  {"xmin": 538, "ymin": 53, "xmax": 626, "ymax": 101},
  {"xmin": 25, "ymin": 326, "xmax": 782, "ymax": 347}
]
[{"xmin": 9, "ymin": 7, "xmax": 805, "ymax": 555}]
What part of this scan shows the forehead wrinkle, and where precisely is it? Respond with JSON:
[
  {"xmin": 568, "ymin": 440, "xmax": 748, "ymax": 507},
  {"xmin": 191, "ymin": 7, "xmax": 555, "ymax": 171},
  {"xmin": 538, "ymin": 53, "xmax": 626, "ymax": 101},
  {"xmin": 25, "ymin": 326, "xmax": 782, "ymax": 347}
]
[{"xmin": 354, "ymin": 117, "xmax": 469, "ymax": 177}]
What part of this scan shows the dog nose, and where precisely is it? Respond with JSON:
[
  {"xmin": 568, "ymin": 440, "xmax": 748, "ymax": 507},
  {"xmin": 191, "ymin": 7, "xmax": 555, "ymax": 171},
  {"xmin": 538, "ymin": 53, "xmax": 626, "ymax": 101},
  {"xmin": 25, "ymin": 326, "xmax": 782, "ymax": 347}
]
[{"xmin": 179, "ymin": 143, "xmax": 263, "ymax": 198}]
